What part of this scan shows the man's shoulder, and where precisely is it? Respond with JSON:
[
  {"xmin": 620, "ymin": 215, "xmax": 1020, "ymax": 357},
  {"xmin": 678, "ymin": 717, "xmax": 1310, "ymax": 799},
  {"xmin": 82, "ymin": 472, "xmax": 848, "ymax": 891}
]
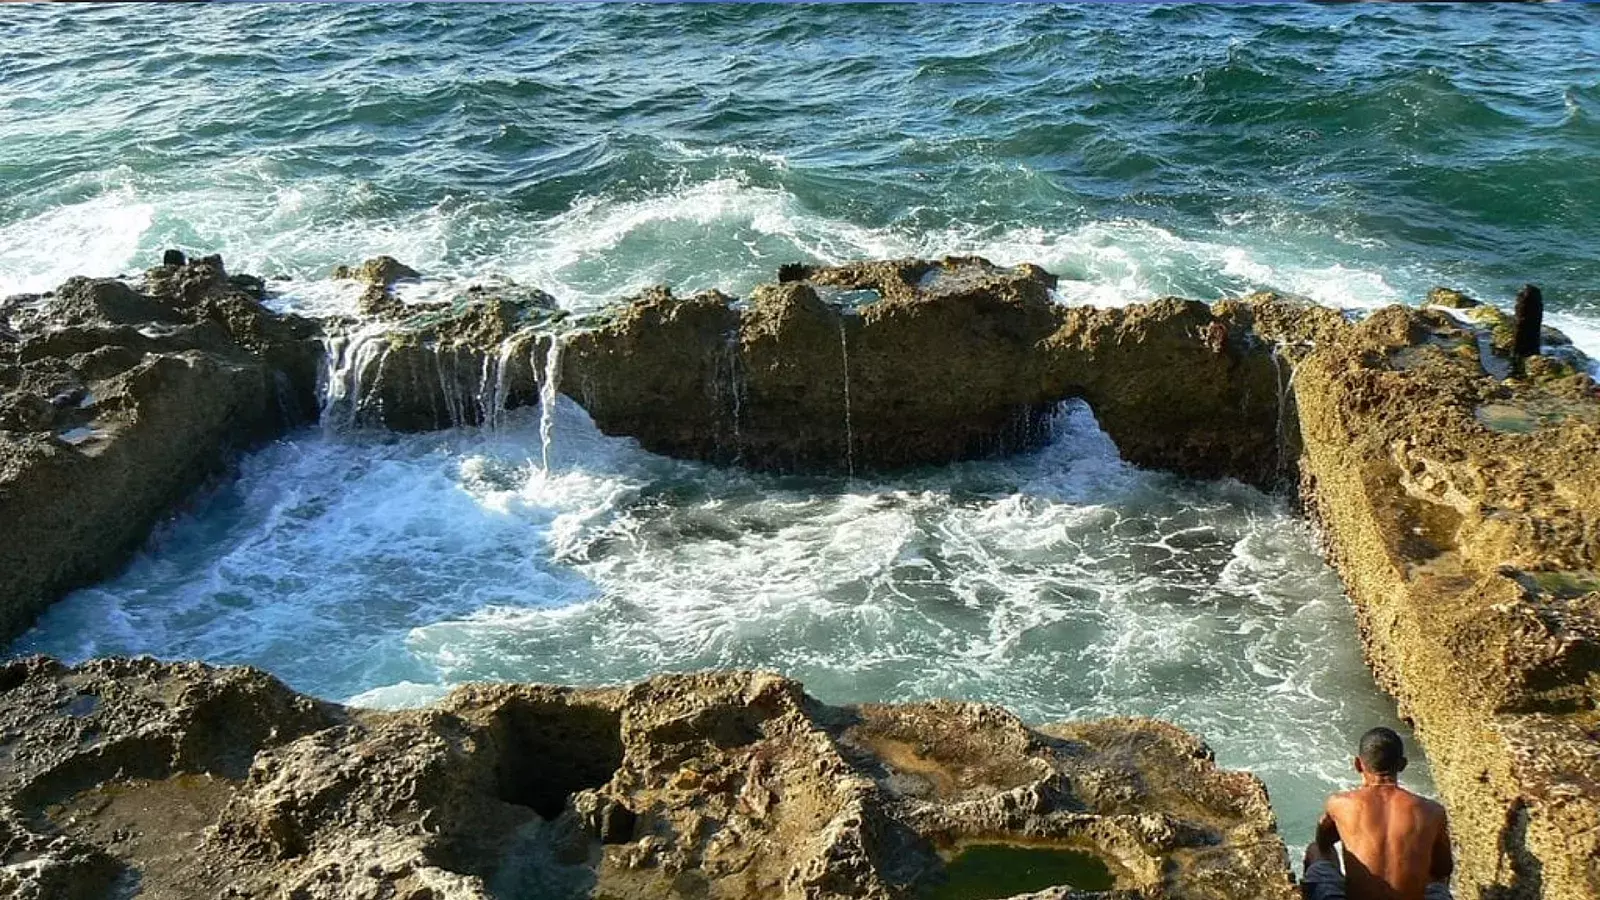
[
  {"xmin": 1327, "ymin": 788, "xmax": 1361, "ymax": 807},
  {"xmin": 1411, "ymin": 791, "xmax": 1448, "ymax": 821}
]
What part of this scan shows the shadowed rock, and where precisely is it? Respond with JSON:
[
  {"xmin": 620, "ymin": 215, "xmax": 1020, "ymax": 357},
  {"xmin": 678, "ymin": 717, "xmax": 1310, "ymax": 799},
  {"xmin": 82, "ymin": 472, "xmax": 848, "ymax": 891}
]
[
  {"xmin": 0, "ymin": 254, "xmax": 321, "ymax": 643},
  {"xmin": 0, "ymin": 658, "xmax": 1297, "ymax": 900},
  {"xmin": 550, "ymin": 258, "xmax": 1288, "ymax": 481}
]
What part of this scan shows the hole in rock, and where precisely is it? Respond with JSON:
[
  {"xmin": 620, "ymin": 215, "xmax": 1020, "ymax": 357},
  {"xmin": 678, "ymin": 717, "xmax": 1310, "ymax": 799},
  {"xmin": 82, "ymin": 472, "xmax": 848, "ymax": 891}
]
[
  {"xmin": 920, "ymin": 842, "xmax": 1116, "ymax": 900},
  {"xmin": 489, "ymin": 698, "xmax": 624, "ymax": 820}
]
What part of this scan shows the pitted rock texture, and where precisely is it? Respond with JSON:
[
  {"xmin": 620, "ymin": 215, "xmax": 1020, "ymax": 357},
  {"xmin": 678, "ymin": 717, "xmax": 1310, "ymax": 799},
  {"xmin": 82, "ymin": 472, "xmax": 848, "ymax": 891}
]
[
  {"xmin": 1290, "ymin": 304, "xmax": 1600, "ymax": 900},
  {"xmin": 0, "ymin": 255, "xmax": 321, "ymax": 644},
  {"xmin": 0, "ymin": 658, "xmax": 1296, "ymax": 900}
]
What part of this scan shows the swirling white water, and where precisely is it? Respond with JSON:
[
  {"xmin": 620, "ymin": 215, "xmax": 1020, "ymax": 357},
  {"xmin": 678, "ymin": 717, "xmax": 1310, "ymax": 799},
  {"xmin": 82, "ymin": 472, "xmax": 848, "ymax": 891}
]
[{"xmin": 14, "ymin": 399, "xmax": 1431, "ymax": 842}]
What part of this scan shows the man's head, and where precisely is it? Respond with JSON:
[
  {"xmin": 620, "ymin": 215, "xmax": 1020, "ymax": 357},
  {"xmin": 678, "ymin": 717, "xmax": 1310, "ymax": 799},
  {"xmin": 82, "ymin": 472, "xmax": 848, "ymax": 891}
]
[{"xmin": 1356, "ymin": 727, "xmax": 1407, "ymax": 778}]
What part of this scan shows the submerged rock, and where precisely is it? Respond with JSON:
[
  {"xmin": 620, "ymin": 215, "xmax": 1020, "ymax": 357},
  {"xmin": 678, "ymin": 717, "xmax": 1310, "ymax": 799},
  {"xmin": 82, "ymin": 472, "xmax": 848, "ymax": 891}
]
[
  {"xmin": 0, "ymin": 254, "xmax": 321, "ymax": 644},
  {"xmin": 0, "ymin": 657, "xmax": 1296, "ymax": 900}
]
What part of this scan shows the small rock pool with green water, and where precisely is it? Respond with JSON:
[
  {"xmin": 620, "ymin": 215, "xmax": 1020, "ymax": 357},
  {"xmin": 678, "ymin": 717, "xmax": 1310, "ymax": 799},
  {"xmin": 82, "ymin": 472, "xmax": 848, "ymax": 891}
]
[{"xmin": 922, "ymin": 844, "xmax": 1115, "ymax": 899}]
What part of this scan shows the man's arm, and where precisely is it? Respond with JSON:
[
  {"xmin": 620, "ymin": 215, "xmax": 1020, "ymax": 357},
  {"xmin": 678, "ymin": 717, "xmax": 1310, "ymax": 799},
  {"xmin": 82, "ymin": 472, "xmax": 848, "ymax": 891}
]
[
  {"xmin": 1430, "ymin": 811, "xmax": 1454, "ymax": 882},
  {"xmin": 1316, "ymin": 805, "xmax": 1341, "ymax": 854}
]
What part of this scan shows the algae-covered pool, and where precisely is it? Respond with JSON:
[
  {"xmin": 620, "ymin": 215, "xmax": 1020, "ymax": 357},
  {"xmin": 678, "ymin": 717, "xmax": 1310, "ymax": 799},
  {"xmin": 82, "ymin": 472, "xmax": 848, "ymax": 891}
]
[{"xmin": 922, "ymin": 843, "xmax": 1116, "ymax": 900}]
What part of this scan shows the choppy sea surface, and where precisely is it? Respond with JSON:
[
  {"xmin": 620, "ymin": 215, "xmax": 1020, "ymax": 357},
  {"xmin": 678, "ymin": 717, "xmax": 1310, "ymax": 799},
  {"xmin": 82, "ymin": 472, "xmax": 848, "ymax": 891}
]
[{"xmin": 13, "ymin": 2, "xmax": 1600, "ymax": 845}]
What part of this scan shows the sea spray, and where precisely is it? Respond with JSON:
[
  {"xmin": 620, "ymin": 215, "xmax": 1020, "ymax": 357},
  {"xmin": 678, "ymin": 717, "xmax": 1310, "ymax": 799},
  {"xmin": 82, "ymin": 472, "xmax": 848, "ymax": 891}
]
[
  {"xmin": 1270, "ymin": 347, "xmax": 1291, "ymax": 483},
  {"xmin": 484, "ymin": 338, "xmax": 522, "ymax": 431},
  {"xmin": 718, "ymin": 327, "xmax": 747, "ymax": 463},
  {"xmin": 10, "ymin": 398, "xmax": 1433, "ymax": 843},
  {"xmin": 319, "ymin": 324, "xmax": 391, "ymax": 431}
]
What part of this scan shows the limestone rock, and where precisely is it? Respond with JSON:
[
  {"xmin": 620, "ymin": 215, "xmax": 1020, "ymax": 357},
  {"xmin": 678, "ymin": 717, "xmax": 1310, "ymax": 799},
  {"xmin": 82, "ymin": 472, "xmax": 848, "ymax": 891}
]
[
  {"xmin": 1292, "ymin": 303, "xmax": 1600, "ymax": 899},
  {"xmin": 0, "ymin": 658, "xmax": 1297, "ymax": 900}
]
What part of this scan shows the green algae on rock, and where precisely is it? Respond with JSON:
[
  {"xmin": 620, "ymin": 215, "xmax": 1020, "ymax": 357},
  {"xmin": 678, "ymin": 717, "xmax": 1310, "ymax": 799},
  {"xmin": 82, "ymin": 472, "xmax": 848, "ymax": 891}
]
[{"xmin": 920, "ymin": 843, "xmax": 1115, "ymax": 900}]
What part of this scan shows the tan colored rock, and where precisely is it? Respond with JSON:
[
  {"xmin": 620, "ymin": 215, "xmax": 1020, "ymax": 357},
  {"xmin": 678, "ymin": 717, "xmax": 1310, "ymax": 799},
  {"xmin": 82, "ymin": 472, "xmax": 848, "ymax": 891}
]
[
  {"xmin": 0, "ymin": 658, "xmax": 1296, "ymax": 900},
  {"xmin": 1291, "ymin": 304, "xmax": 1600, "ymax": 900}
]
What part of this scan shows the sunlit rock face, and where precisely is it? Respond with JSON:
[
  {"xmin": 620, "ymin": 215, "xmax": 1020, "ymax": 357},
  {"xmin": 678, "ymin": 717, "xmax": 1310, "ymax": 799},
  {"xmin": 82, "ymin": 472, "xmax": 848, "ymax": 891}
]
[
  {"xmin": 1289, "ymin": 303, "xmax": 1600, "ymax": 900},
  {"xmin": 0, "ymin": 657, "xmax": 1296, "ymax": 900}
]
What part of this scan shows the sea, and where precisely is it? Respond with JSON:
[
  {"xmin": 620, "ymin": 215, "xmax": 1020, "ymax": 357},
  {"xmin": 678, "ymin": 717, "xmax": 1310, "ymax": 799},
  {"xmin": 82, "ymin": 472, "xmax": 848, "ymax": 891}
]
[{"xmin": 7, "ymin": 2, "xmax": 1600, "ymax": 846}]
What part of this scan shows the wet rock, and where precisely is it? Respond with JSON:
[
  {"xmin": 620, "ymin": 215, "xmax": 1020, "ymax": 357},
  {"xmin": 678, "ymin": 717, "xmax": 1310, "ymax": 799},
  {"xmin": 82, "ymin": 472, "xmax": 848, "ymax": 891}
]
[
  {"xmin": 320, "ymin": 256, "xmax": 1288, "ymax": 482},
  {"xmin": 333, "ymin": 255, "xmax": 421, "ymax": 288},
  {"xmin": 558, "ymin": 257, "xmax": 1287, "ymax": 482},
  {"xmin": 0, "ymin": 659, "xmax": 1297, "ymax": 900},
  {"xmin": 162, "ymin": 248, "xmax": 187, "ymax": 268},
  {"xmin": 1292, "ymin": 303, "xmax": 1600, "ymax": 898},
  {"xmin": 1427, "ymin": 286, "xmax": 1481, "ymax": 309},
  {"xmin": 320, "ymin": 290, "xmax": 555, "ymax": 432},
  {"xmin": 332, "ymin": 257, "xmax": 425, "ymax": 320},
  {"xmin": 0, "ymin": 258, "xmax": 323, "ymax": 642}
]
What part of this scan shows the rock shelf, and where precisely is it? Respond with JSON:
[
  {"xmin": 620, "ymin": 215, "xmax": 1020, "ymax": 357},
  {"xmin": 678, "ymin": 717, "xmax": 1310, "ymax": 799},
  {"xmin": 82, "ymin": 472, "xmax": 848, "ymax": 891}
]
[{"xmin": 0, "ymin": 658, "xmax": 1294, "ymax": 900}]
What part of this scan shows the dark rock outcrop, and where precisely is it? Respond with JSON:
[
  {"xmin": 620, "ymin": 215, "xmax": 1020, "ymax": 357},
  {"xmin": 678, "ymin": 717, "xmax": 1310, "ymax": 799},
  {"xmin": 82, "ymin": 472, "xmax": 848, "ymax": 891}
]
[
  {"xmin": 0, "ymin": 256, "xmax": 321, "ymax": 643},
  {"xmin": 348, "ymin": 257, "xmax": 1287, "ymax": 482},
  {"xmin": 320, "ymin": 288, "xmax": 561, "ymax": 432},
  {"xmin": 0, "ymin": 657, "xmax": 1297, "ymax": 900}
]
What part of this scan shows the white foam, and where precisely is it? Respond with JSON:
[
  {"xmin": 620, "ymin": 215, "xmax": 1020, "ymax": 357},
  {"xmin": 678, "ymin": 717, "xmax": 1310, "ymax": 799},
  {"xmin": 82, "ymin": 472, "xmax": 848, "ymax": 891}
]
[
  {"xmin": 11, "ymin": 399, "xmax": 1425, "ymax": 841},
  {"xmin": 10, "ymin": 174, "xmax": 1593, "ymax": 369},
  {"xmin": 0, "ymin": 192, "xmax": 154, "ymax": 295}
]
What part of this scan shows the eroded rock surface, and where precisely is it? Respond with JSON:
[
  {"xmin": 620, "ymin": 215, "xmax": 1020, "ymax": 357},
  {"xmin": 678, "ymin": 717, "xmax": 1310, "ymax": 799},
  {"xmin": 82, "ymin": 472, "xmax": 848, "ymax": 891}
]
[
  {"xmin": 332, "ymin": 257, "xmax": 1288, "ymax": 483},
  {"xmin": 1289, "ymin": 304, "xmax": 1600, "ymax": 900},
  {"xmin": 0, "ymin": 255, "xmax": 321, "ymax": 644},
  {"xmin": 0, "ymin": 658, "xmax": 1295, "ymax": 900}
]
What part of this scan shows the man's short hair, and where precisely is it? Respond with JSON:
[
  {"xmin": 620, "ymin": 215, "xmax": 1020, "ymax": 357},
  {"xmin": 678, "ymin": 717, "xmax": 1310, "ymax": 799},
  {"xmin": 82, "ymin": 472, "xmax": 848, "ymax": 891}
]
[{"xmin": 1358, "ymin": 727, "xmax": 1406, "ymax": 775}]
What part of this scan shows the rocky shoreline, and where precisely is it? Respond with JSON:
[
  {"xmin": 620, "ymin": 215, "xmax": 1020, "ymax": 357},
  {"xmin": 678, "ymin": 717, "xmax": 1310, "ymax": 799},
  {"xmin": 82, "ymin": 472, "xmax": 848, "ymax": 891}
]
[
  {"xmin": 3, "ymin": 254, "xmax": 1598, "ymax": 898},
  {"xmin": 0, "ymin": 657, "xmax": 1294, "ymax": 900}
]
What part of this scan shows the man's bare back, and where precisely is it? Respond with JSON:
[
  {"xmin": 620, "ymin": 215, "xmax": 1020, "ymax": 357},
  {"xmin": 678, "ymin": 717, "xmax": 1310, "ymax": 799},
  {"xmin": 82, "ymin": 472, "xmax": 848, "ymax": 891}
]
[
  {"xmin": 1319, "ymin": 784, "xmax": 1451, "ymax": 900},
  {"xmin": 1303, "ymin": 727, "xmax": 1453, "ymax": 900}
]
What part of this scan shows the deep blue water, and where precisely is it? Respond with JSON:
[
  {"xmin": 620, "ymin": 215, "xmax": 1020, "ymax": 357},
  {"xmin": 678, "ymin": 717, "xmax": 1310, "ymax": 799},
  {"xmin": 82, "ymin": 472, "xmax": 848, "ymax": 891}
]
[{"xmin": 2, "ymin": 4, "xmax": 1598, "ymax": 332}]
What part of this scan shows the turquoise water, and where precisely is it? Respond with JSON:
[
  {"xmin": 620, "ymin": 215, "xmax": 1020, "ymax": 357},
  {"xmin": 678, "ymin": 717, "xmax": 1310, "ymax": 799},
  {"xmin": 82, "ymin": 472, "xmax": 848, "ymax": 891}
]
[
  {"xmin": 2, "ymin": 5, "xmax": 1599, "ymax": 332},
  {"xmin": 10, "ymin": 2, "xmax": 1591, "ymax": 851}
]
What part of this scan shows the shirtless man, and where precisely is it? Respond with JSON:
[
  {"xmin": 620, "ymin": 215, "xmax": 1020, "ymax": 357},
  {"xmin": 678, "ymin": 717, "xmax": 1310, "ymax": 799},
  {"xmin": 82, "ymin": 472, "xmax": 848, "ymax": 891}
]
[{"xmin": 1302, "ymin": 727, "xmax": 1453, "ymax": 900}]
